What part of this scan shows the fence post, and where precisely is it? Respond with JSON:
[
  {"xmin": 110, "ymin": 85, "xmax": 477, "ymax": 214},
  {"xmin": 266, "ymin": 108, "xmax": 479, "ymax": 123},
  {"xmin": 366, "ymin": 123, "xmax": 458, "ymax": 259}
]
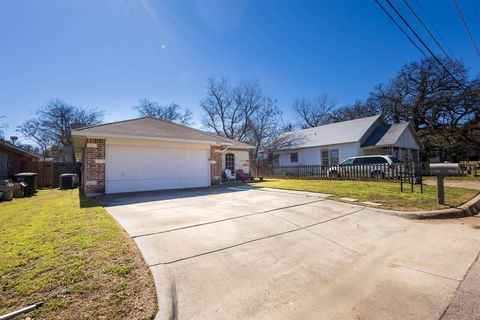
[
  {"xmin": 400, "ymin": 164, "xmax": 403, "ymax": 192},
  {"xmin": 420, "ymin": 163, "xmax": 423, "ymax": 194},
  {"xmin": 410, "ymin": 162, "xmax": 414, "ymax": 193}
]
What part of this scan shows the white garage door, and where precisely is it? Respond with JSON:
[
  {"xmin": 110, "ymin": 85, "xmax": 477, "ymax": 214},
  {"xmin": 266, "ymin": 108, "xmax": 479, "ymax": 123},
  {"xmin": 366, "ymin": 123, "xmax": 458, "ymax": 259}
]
[{"xmin": 105, "ymin": 142, "xmax": 210, "ymax": 194}]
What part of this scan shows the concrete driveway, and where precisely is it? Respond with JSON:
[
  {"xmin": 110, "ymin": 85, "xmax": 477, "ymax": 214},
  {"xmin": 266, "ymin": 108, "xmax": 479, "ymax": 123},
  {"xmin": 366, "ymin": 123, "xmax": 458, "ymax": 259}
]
[{"xmin": 99, "ymin": 187, "xmax": 480, "ymax": 320}]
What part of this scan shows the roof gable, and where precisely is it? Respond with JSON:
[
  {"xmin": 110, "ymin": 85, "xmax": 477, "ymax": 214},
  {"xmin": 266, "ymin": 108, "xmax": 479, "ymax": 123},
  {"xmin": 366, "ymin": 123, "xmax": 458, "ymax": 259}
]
[
  {"xmin": 362, "ymin": 122, "xmax": 422, "ymax": 149},
  {"xmin": 281, "ymin": 115, "xmax": 382, "ymax": 149}
]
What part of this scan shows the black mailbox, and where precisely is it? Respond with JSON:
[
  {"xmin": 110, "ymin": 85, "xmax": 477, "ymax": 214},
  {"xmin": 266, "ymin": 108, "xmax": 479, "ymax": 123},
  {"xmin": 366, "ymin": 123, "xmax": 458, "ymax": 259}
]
[
  {"xmin": 429, "ymin": 163, "xmax": 459, "ymax": 205},
  {"xmin": 429, "ymin": 163, "xmax": 459, "ymax": 176}
]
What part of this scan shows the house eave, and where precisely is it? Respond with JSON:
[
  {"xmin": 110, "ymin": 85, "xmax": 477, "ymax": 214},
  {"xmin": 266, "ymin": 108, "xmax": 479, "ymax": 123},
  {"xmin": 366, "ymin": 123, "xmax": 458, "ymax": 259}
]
[
  {"xmin": 361, "ymin": 144, "xmax": 394, "ymax": 149},
  {"xmin": 226, "ymin": 145, "xmax": 256, "ymax": 150},
  {"xmin": 72, "ymin": 131, "xmax": 226, "ymax": 146},
  {"xmin": 275, "ymin": 141, "xmax": 358, "ymax": 152},
  {"xmin": 361, "ymin": 144, "xmax": 420, "ymax": 150},
  {"xmin": 0, "ymin": 140, "xmax": 41, "ymax": 159}
]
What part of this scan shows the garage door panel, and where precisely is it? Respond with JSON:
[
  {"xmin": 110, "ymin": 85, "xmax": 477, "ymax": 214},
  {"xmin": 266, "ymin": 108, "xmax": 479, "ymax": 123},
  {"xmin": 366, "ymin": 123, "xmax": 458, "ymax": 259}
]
[
  {"xmin": 107, "ymin": 177, "xmax": 208, "ymax": 194},
  {"xmin": 106, "ymin": 143, "xmax": 210, "ymax": 194},
  {"xmin": 108, "ymin": 160, "xmax": 205, "ymax": 179}
]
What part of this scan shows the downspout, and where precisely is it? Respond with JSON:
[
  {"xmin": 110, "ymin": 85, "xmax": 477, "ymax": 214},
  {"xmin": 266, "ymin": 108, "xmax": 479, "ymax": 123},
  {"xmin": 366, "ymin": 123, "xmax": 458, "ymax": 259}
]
[
  {"xmin": 219, "ymin": 146, "xmax": 230, "ymax": 153},
  {"xmin": 218, "ymin": 146, "xmax": 230, "ymax": 182},
  {"xmin": 211, "ymin": 144, "xmax": 231, "ymax": 186}
]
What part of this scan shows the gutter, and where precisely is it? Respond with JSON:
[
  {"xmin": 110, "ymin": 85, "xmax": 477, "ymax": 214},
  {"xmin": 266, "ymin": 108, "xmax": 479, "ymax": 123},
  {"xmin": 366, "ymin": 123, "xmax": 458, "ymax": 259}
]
[
  {"xmin": 71, "ymin": 131, "xmax": 228, "ymax": 146},
  {"xmin": 0, "ymin": 140, "xmax": 41, "ymax": 159}
]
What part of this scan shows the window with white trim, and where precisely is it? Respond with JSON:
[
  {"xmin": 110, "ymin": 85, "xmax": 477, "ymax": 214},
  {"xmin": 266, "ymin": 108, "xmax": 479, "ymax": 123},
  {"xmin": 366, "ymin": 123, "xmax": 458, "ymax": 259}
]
[
  {"xmin": 330, "ymin": 149, "xmax": 339, "ymax": 165},
  {"xmin": 225, "ymin": 153, "xmax": 235, "ymax": 172}
]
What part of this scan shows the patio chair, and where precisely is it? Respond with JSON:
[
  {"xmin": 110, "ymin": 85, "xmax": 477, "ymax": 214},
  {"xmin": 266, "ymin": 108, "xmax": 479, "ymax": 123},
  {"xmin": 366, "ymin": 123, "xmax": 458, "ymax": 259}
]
[{"xmin": 224, "ymin": 169, "xmax": 236, "ymax": 181}]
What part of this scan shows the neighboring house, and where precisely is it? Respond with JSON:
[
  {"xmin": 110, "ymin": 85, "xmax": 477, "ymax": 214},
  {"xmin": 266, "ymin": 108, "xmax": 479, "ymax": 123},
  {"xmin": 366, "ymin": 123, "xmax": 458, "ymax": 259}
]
[
  {"xmin": 275, "ymin": 115, "xmax": 421, "ymax": 166},
  {"xmin": 0, "ymin": 140, "xmax": 41, "ymax": 179},
  {"xmin": 72, "ymin": 117, "xmax": 253, "ymax": 195}
]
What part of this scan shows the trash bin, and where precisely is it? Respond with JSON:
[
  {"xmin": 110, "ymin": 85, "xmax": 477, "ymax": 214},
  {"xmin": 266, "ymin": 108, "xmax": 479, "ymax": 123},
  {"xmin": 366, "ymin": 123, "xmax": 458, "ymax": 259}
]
[
  {"xmin": 12, "ymin": 182, "xmax": 25, "ymax": 198},
  {"xmin": 0, "ymin": 180, "xmax": 13, "ymax": 201},
  {"xmin": 13, "ymin": 173, "xmax": 38, "ymax": 196}
]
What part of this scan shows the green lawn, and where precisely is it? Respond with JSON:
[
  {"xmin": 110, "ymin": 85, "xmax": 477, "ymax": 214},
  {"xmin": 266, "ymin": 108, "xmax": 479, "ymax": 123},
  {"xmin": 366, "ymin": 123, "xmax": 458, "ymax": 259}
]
[
  {"xmin": 246, "ymin": 179, "xmax": 479, "ymax": 211},
  {"xmin": 0, "ymin": 189, "xmax": 157, "ymax": 319}
]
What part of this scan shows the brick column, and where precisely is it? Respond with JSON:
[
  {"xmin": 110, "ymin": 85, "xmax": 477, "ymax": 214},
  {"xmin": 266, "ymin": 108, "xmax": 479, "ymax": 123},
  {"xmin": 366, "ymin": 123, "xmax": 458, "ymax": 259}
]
[
  {"xmin": 84, "ymin": 138, "xmax": 106, "ymax": 194},
  {"xmin": 210, "ymin": 146, "xmax": 222, "ymax": 185}
]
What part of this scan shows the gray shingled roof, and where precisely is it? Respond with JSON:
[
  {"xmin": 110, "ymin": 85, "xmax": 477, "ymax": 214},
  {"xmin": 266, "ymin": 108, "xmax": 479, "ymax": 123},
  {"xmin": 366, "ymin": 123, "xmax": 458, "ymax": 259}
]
[
  {"xmin": 362, "ymin": 122, "xmax": 410, "ymax": 147},
  {"xmin": 0, "ymin": 140, "xmax": 41, "ymax": 159},
  {"xmin": 281, "ymin": 115, "xmax": 381, "ymax": 149},
  {"xmin": 72, "ymin": 117, "xmax": 253, "ymax": 148}
]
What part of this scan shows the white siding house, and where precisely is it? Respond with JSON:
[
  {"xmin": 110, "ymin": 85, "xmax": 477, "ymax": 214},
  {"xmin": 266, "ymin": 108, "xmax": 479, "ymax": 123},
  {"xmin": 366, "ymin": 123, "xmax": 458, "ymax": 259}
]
[
  {"xmin": 277, "ymin": 142, "xmax": 361, "ymax": 166},
  {"xmin": 274, "ymin": 115, "xmax": 422, "ymax": 166}
]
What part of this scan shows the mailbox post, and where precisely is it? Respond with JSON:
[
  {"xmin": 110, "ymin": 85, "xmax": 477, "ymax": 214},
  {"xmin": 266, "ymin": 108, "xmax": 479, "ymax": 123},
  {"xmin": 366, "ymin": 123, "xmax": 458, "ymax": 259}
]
[{"xmin": 429, "ymin": 163, "xmax": 459, "ymax": 205}]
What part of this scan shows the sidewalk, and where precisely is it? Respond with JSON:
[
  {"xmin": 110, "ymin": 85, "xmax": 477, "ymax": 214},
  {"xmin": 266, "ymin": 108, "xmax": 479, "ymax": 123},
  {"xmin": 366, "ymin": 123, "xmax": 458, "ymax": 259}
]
[{"xmin": 441, "ymin": 240, "xmax": 480, "ymax": 319}]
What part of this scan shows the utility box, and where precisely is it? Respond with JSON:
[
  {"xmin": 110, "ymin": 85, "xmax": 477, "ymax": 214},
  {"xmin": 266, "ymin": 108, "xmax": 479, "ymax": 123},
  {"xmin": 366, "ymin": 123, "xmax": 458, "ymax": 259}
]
[
  {"xmin": 429, "ymin": 163, "xmax": 459, "ymax": 205},
  {"xmin": 59, "ymin": 173, "xmax": 78, "ymax": 189}
]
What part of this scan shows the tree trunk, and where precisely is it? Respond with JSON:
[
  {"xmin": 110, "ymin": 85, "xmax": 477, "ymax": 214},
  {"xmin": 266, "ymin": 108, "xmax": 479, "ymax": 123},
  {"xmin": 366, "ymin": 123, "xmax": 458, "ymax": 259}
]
[{"xmin": 63, "ymin": 143, "xmax": 74, "ymax": 162}]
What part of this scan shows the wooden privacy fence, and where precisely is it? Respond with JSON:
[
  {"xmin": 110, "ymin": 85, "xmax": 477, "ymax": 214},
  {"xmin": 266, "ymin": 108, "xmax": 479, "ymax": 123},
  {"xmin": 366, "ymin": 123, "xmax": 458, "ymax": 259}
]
[
  {"xmin": 24, "ymin": 162, "xmax": 77, "ymax": 188},
  {"xmin": 24, "ymin": 162, "xmax": 53, "ymax": 187}
]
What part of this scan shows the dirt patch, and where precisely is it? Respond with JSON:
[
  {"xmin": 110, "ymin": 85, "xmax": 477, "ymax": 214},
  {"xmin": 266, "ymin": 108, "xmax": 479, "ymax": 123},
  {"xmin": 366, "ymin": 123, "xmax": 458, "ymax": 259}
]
[{"xmin": 423, "ymin": 179, "xmax": 480, "ymax": 191}]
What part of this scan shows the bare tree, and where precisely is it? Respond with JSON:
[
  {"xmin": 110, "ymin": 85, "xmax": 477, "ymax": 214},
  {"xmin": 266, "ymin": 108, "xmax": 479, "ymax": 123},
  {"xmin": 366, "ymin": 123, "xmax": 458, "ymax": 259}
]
[
  {"xmin": 0, "ymin": 116, "xmax": 7, "ymax": 139},
  {"xmin": 247, "ymin": 98, "xmax": 283, "ymax": 157},
  {"xmin": 260, "ymin": 131, "xmax": 306, "ymax": 164},
  {"xmin": 134, "ymin": 99, "xmax": 193, "ymax": 125},
  {"xmin": 330, "ymin": 100, "xmax": 379, "ymax": 122},
  {"xmin": 365, "ymin": 57, "xmax": 480, "ymax": 161},
  {"xmin": 293, "ymin": 94, "xmax": 336, "ymax": 128},
  {"xmin": 16, "ymin": 143, "xmax": 41, "ymax": 155},
  {"xmin": 46, "ymin": 143, "xmax": 66, "ymax": 161},
  {"xmin": 200, "ymin": 77, "xmax": 262, "ymax": 141},
  {"xmin": 19, "ymin": 99, "xmax": 103, "ymax": 162},
  {"xmin": 201, "ymin": 76, "xmax": 298, "ymax": 159},
  {"xmin": 17, "ymin": 119, "xmax": 53, "ymax": 162}
]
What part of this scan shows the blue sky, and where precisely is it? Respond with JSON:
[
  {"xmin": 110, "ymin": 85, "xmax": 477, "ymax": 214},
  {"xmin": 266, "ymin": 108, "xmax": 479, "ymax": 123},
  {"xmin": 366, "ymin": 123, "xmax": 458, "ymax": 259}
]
[{"xmin": 1, "ymin": 0, "xmax": 479, "ymax": 140}]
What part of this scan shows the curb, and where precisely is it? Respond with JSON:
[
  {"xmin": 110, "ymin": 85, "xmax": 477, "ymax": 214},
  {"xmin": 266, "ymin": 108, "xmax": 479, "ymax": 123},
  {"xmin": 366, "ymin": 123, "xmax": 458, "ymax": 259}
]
[
  {"xmin": 245, "ymin": 185, "xmax": 480, "ymax": 220},
  {"xmin": 369, "ymin": 193, "xmax": 480, "ymax": 220},
  {"xmin": 152, "ymin": 264, "xmax": 178, "ymax": 320}
]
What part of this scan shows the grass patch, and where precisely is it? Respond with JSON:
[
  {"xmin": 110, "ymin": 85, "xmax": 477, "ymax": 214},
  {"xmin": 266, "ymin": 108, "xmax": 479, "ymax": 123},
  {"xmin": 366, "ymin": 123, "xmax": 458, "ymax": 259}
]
[
  {"xmin": 0, "ymin": 189, "xmax": 157, "ymax": 319},
  {"xmin": 105, "ymin": 264, "xmax": 133, "ymax": 277},
  {"xmin": 246, "ymin": 179, "xmax": 479, "ymax": 211}
]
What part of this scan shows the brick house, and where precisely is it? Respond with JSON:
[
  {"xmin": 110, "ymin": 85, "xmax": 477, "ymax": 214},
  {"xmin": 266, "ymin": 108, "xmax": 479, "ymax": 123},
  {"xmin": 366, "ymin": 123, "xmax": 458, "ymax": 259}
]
[
  {"xmin": 0, "ymin": 140, "xmax": 41, "ymax": 179},
  {"xmin": 72, "ymin": 117, "xmax": 253, "ymax": 196}
]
